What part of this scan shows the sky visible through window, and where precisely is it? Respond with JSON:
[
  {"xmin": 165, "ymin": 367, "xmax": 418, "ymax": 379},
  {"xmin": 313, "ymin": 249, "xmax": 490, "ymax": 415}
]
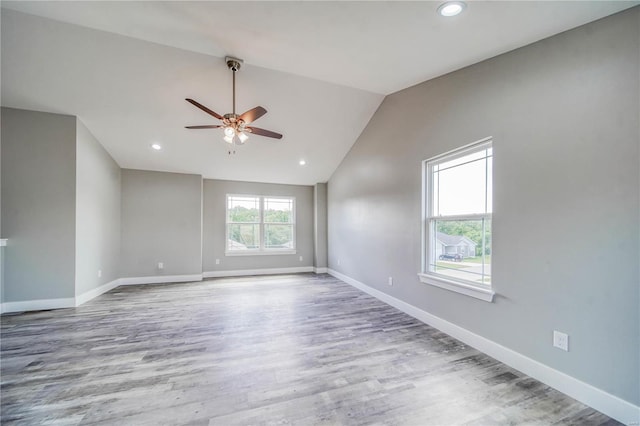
[
  {"xmin": 229, "ymin": 196, "xmax": 259, "ymax": 211},
  {"xmin": 433, "ymin": 148, "xmax": 492, "ymax": 216}
]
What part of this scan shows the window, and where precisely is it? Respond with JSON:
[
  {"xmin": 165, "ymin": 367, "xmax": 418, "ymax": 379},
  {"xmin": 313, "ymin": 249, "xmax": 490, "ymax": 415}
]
[
  {"xmin": 419, "ymin": 138, "xmax": 494, "ymax": 302},
  {"xmin": 226, "ymin": 195, "xmax": 295, "ymax": 254}
]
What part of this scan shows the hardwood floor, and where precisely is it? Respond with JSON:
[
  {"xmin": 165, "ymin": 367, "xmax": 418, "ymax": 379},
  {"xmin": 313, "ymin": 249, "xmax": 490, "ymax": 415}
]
[{"xmin": 1, "ymin": 273, "xmax": 620, "ymax": 425}]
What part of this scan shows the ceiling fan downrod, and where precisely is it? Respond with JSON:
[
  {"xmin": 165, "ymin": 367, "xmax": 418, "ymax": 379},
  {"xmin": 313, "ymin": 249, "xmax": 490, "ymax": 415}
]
[{"xmin": 226, "ymin": 57, "xmax": 243, "ymax": 115}]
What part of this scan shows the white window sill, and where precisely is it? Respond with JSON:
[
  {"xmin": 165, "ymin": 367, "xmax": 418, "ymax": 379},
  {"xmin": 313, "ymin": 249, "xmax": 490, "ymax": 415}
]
[
  {"xmin": 225, "ymin": 250, "xmax": 297, "ymax": 257},
  {"xmin": 418, "ymin": 273, "xmax": 495, "ymax": 302}
]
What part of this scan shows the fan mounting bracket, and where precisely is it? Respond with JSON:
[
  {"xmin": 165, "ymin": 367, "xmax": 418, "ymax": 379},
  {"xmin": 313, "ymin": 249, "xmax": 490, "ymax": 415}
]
[{"xmin": 225, "ymin": 56, "xmax": 243, "ymax": 72}]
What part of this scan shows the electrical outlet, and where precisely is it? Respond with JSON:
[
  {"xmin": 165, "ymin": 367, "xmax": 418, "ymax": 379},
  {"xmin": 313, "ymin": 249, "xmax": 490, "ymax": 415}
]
[
  {"xmin": 553, "ymin": 330, "xmax": 569, "ymax": 351},
  {"xmin": 158, "ymin": 262, "xmax": 164, "ymax": 270},
  {"xmin": 215, "ymin": 259, "xmax": 220, "ymax": 265},
  {"xmin": 388, "ymin": 277, "xmax": 393, "ymax": 286},
  {"xmin": 97, "ymin": 270, "xmax": 102, "ymax": 278},
  {"xmin": 337, "ymin": 259, "xmax": 341, "ymax": 266},
  {"xmin": 299, "ymin": 256, "xmax": 303, "ymax": 262}
]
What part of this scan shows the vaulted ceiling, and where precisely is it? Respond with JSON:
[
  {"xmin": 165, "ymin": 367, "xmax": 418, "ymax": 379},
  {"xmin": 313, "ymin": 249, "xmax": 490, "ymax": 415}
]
[{"xmin": 1, "ymin": 1, "xmax": 636, "ymax": 185}]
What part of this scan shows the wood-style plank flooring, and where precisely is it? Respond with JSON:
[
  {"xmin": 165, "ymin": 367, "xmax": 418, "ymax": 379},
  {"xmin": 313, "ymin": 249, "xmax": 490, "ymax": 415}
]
[{"xmin": 1, "ymin": 273, "xmax": 620, "ymax": 425}]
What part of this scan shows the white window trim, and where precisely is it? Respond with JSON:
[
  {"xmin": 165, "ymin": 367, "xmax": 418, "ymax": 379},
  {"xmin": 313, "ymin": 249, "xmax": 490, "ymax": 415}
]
[
  {"xmin": 226, "ymin": 250, "xmax": 297, "ymax": 257},
  {"xmin": 419, "ymin": 137, "xmax": 495, "ymax": 302},
  {"xmin": 418, "ymin": 273, "xmax": 494, "ymax": 302},
  {"xmin": 225, "ymin": 194, "xmax": 296, "ymax": 256}
]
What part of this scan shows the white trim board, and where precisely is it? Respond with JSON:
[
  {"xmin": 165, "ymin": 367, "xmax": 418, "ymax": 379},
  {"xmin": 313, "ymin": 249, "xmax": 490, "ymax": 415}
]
[
  {"xmin": 328, "ymin": 269, "xmax": 640, "ymax": 426},
  {"xmin": 204, "ymin": 266, "xmax": 313, "ymax": 278},
  {"xmin": 0, "ymin": 276, "xmax": 201, "ymax": 314},
  {"xmin": 119, "ymin": 274, "xmax": 203, "ymax": 286},
  {"xmin": 1, "ymin": 270, "xmax": 325, "ymax": 314},
  {"xmin": 1, "ymin": 297, "xmax": 76, "ymax": 314},
  {"xmin": 75, "ymin": 279, "xmax": 121, "ymax": 306},
  {"xmin": 314, "ymin": 267, "xmax": 328, "ymax": 274}
]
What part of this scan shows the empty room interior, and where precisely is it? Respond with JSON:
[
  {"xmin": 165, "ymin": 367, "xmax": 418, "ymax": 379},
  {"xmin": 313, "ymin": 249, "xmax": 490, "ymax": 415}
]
[{"xmin": 1, "ymin": 2, "xmax": 639, "ymax": 425}]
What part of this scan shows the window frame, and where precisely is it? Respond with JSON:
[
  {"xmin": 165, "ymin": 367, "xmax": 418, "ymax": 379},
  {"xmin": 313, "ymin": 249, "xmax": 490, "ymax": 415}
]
[
  {"xmin": 225, "ymin": 194, "xmax": 296, "ymax": 256},
  {"xmin": 418, "ymin": 137, "xmax": 495, "ymax": 302}
]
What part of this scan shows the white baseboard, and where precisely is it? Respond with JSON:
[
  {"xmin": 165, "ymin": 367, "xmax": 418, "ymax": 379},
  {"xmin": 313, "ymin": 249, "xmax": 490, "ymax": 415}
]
[
  {"xmin": 119, "ymin": 274, "xmax": 203, "ymax": 286},
  {"xmin": 328, "ymin": 269, "xmax": 640, "ymax": 426},
  {"xmin": 1, "ymin": 297, "xmax": 76, "ymax": 314},
  {"xmin": 75, "ymin": 279, "xmax": 121, "ymax": 306},
  {"xmin": 203, "ymin": 266, "xmax": 314, "ymax": 278},
  {"xmin": 1, "ymin": 269, "xmax": 324, "ymax": 314},
  {"xmin": 1, "ymin": 276, "xmax": 203, "ymax": 314},
  {"xmin": 313, "ymin": 267, "xmax": 328, "ymax": 274}
]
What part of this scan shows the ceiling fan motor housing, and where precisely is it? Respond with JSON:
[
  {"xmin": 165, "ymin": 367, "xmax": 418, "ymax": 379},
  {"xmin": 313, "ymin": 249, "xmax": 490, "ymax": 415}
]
[{"xmin": 223, "ymin": 113, "xmax": 246, "ymax": 132}]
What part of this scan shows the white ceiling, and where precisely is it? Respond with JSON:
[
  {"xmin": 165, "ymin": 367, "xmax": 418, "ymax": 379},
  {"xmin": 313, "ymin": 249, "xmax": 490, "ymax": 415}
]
[{"xmin": 1, "ymin": 1, "xmax": 637, "ymax": 185}]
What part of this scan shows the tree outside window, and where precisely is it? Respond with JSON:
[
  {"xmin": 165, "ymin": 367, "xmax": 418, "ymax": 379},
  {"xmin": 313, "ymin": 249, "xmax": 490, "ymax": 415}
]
[{"xmin": 226, "ymin": 195, "xmax": 295, "ymax": 253}]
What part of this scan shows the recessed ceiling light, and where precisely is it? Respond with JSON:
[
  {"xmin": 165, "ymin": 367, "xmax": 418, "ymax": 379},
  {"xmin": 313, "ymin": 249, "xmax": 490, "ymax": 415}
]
[
  {"xmin": 151, "ymin": 143, "xmax": 162, "ymax": 150},
  {"xmin": 438, "ymin": 1, "xmax": 466, "ymax": 17},
  {"xmin": 299, "ymin": 160, "xmax": 306, "ymax": 166}
]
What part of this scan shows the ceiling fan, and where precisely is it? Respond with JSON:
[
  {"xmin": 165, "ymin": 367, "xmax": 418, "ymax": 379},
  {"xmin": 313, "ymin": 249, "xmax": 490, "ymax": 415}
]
[{"xmin": 185, "ymin": 56, "xmax": 283, "ymax": 145}]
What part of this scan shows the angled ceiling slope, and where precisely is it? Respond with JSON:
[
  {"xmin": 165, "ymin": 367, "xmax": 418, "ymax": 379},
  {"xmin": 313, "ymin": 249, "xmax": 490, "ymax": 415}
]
[
  {"xmin": 1, "ymin": 9, "xmax": 383, "ymax": 185},
  {"xmin": 1, "ymin": 2, "xmax": 637, "ymax": 185}
]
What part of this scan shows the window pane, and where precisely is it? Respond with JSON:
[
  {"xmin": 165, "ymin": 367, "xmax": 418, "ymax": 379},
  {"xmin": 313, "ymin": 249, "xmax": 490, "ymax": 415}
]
[
  {"xmin": 430, "ymin": 219, "xmax": 491, "ymax": 285},
  {"xmin": 486, "ymin": 156, "xmax": 493, "ymax": 213},
  {"xmin": 432, "ymin": 168, "xmax": 439, "ymax": 217},
  {"xmin": 434, "ymin": 157, "xmax": 486, "ymax": 216},
  {"xmin": 437, "ymin": 149, "xmax": 487, "ymax": 171},
  {"xmin": 264, "ymin": 198, "xmax": 293, "ymax": 223},
  {"xmin": 228, "ymin": 224, "xmax": 259, "ymax": 250},
  {"xmin": 228, "ymin": 196, "xmax": 260, "ymax": 223},
  {"xmin": 432, "ymin": 148, "xmax": 492, "ymax": 216},
  {"xmin": 483, "ymin": 218, "xmax": 492, "ymax": 271},
  {"xmin": 265, "ymin": 224, "xmax": 294, "ymax": 249}
]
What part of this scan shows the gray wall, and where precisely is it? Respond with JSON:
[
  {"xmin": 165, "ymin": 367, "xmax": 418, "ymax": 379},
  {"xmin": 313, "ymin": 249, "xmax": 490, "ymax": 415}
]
[
  {"xmin": 120, "ymin": 169, "xmax": 202, "ymax": 278},
  {"xmin": 1, "ymin": 115, "xmax": 3, "ymax": 302},
  {"xmin": 0, "ymin": 247, "xmax": 4, "ymax": 304},
  {"xmin": 75, "ymin": 119, "xmax": 121, "ymax": 295},
  {"xmin": 203, "ymin": 179, "xmax": 314, "ymax": 272},
  {"xmin": 328, "ymin": 9, "xmax": 639, "ymax": 405},
  {"xmin": 1, "ymin": 108, "xmax": 77, "ymax": 301},
  {"xmin": 314, "ymin": 183, "xmax": 328, "ymax": 269}
]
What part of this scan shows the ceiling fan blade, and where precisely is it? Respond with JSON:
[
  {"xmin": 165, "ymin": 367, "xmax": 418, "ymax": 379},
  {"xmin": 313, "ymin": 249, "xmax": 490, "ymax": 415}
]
[
  {"xmin": 247, "ymin": 126, "xmax": 283, "ymax": 139},
  {"xmin": 239, "ymin": 106, "xmax": 267, "ymax": 124},
  {"xmin": 185, "ymin": 125, "xmax": 223, "ymax": 129},
  {"xmin": 186, "ymin": 98, "xmax": 223, "ymax": 120}
]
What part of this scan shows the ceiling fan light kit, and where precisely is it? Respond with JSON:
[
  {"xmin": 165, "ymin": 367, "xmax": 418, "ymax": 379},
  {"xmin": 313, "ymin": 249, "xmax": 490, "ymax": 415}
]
[{"xmin": 185, "ymin": 56, "xmax": 283, "ymax": 149}]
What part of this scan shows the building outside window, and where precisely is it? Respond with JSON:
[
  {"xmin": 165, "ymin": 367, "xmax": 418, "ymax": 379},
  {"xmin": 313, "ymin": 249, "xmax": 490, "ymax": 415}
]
[
  {"xmin": 226, "ymin": 195, "xmax": 295, "ymax": 254},
  {"xmin": 419, "ymin": 138, "xmax": 494, "ymax": 301}
]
